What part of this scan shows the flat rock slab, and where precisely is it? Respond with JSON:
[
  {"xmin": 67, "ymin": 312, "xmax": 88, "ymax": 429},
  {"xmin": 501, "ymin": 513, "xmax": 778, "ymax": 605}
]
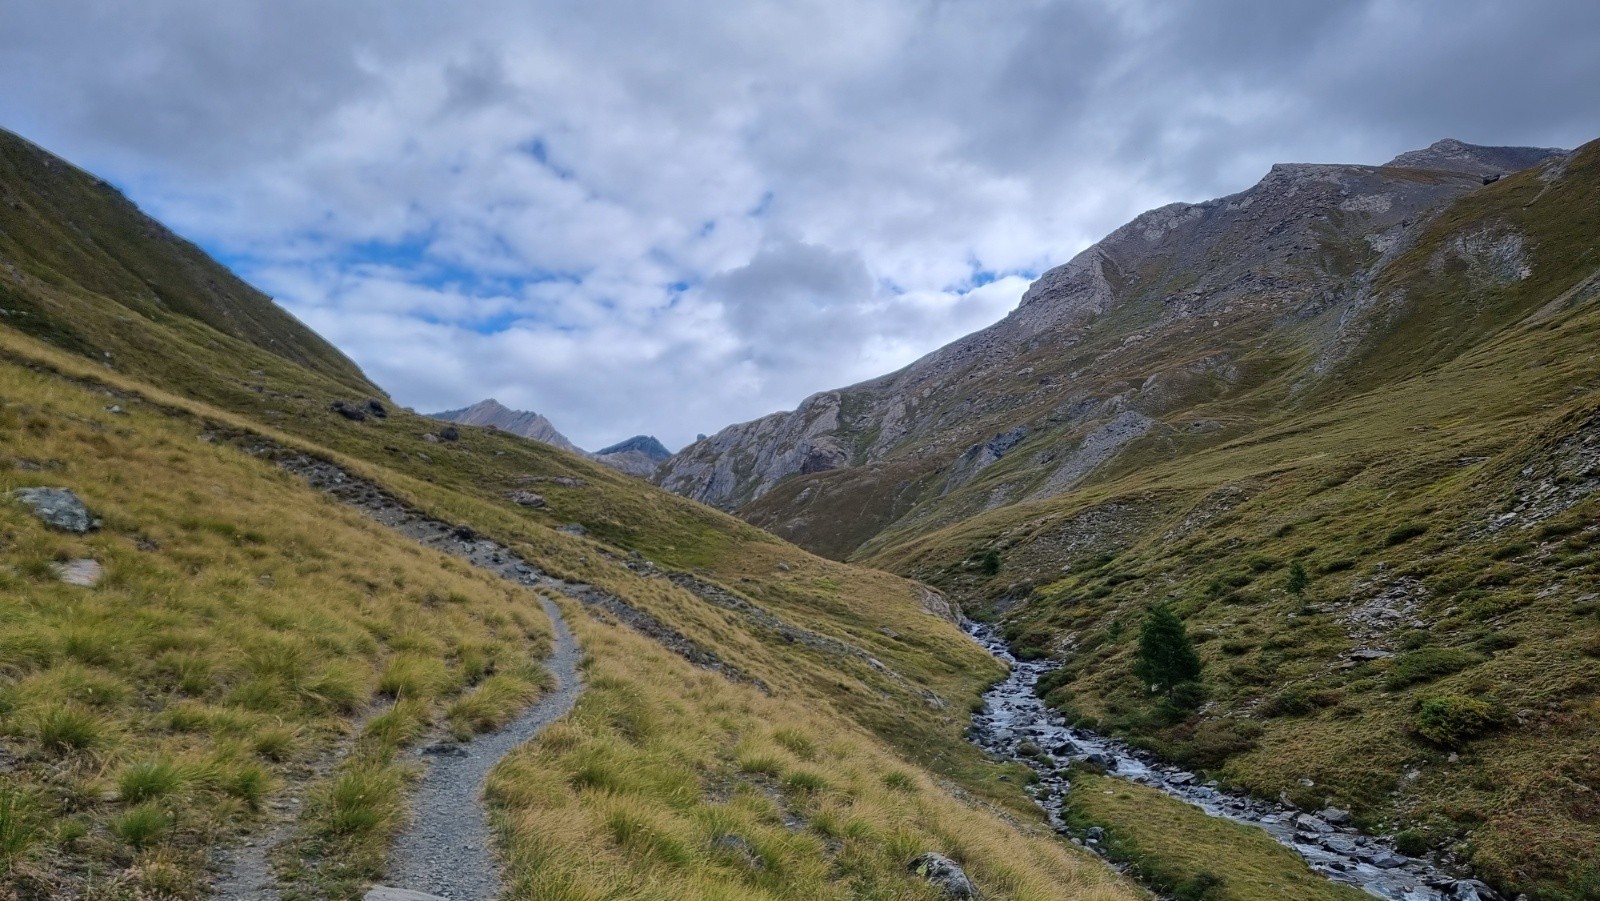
[
  {"xmin": 52, "ymin": 559, "xmax": 103, "ymax": 587},
  {"xmin": 364, "ymin": 888, "xmax": 449, "ymax": 901}
]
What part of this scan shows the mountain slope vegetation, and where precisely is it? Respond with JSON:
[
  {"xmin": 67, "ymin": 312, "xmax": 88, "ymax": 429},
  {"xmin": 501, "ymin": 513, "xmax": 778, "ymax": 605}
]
[
  {"xmin": 662, "ymin": 138, "xmax": 1600, "ymax": 899},
  {"xmin": 0, "ymin": 129, "xmax": 1137, "ymax": 900}
]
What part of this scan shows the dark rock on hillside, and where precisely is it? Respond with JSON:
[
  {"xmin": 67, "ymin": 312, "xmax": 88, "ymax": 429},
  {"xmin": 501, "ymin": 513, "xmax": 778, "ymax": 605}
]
[
  {"xmin": 330, "ymin": 400, "xmax": 367, "ymax": 421},
  {"xmin": 439, "ymin": 426, "xmax": 460, "ymax": 442},
  {"xmin": 908, "ymin": 853, "xmax": 978, "ymax": 899},
  {"xmin": 11, "ymin": 487, "xmax": 99, "ymax": 532}
]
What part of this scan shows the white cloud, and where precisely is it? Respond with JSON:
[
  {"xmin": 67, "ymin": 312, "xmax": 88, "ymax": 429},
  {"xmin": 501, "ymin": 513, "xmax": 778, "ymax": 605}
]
[{"xmin": 1, "ymin": 0, "xmax": 1597, "ymax": 448}]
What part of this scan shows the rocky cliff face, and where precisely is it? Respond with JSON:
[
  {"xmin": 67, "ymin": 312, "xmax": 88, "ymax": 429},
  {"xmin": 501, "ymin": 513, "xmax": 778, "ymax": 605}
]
[
  {"xmin": 657, "ymin": 140, "xmax": 1569, "ymax": 557},
  {"xmin": 432, "ymin": 398, "xmax": 584, "ymax": 454}
]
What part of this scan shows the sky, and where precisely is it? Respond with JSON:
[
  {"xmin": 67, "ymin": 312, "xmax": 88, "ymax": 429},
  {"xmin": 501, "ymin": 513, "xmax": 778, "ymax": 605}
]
[{"xmin": 2, "ymin": 1, "xmax": 1598, "ymax": 450}]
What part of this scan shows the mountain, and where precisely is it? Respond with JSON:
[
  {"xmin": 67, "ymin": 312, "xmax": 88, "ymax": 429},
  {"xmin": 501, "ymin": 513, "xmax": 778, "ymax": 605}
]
[
  {"xmin": 431, "ymin": 397, "xmax": 583, "ymax": 454},
  {"xmin": 659, "ymin": 138, "xmax": 1600, "ymax": 895},
  {"xmin": 593, "ymin": 434, "xmax": 672, "ymax": 477},
  {"xmin": 658, "ymin": 139, "xmax": 1570, "ymax": 554},
  {"xmin": 0, "ymin": 126, "xmax": 1137, "ymax": 901},
  {"xmin": 0, "ymin": 126, "xmax": 377, "ymax": 398}
]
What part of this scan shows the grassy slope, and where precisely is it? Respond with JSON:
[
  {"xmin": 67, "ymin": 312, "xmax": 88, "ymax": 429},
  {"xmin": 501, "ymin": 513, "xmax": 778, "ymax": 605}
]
[
  {"xmin": 0, "ymin": 312, "xmax": 1135, "ymax": 898},
  {"xmin": 861, "ymin": 144, "xmax": 1600, "ymax": 899},
  {"xmin": 0, "ymin": 127, "xmax": 374, "ymax": 393}
]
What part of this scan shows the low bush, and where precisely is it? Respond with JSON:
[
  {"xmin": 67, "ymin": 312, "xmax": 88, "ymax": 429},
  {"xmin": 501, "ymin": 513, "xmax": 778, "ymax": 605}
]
[
  {"xmin": 1386, "ymin": 648, "xmax": 1485, "ymax": 689},
  {"xmin": 1414, "ymin": 695, "xmax": 1507, "ymax": 748}
]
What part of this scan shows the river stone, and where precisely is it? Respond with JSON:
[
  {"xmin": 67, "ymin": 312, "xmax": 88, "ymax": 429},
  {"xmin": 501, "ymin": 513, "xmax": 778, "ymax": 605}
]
[
  {"xmin": 1318, "ymin": 806, "xmax": 1352, "ymax": 825},
  {"xmin": 51, "ymin": 559, "xmax": 103, "ymax": 587},
  {"xmin": 364, "ymin": 888, "xmax": 448, "ymax": 901},
  {"xmin": 1294, "ymin": 813, "xmax": 1334, "ymax": 834},
  {"xmin": 12, "ymin": 487, "xmax": 99, "ymax": 533},
  {"xmin": 1451, "ymin": 879, "xmax": 1504, "ymax": 901},
  {"xmin": 909, "ymin": 852, "xmax": 979, "ymax": 899}
]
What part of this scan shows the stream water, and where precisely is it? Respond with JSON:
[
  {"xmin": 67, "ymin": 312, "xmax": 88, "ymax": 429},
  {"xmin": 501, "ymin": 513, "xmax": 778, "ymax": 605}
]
[{"xmin": 965, "ymin": 623, "xmax": 1502, "ymax": 901}]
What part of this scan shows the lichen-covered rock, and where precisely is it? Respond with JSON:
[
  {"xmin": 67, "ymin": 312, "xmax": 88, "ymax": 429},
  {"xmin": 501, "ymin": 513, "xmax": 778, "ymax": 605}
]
[
  {"xmin": 12, "ymin": 487, "xmax": 99, "ymax": 532},
  {"xmin": 908, "ymin": 852, "xmax": 978, "ymax": 899}
]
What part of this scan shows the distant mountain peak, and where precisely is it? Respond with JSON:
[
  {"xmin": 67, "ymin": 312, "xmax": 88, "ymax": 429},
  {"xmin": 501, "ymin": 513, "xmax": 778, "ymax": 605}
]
[
  {"xmin": 596, "ymin": 435, "xmax": 671, "ymax": 461},
  {"xmin": 431, "ymin": 398, "xmax": 583, "ymax": 454}
]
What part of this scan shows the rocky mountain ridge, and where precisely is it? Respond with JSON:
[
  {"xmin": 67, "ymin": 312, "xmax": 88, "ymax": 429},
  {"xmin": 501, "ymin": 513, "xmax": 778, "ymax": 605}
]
[{"xmin": 657, "ymin": 139, "xmax": 1569, "ymax": 557}]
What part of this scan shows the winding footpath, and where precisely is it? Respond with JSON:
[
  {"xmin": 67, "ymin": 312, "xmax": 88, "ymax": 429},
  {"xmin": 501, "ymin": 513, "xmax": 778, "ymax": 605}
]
[
  {"xmin": 965, "ymin": 623, "xmax": 1504, "ymax": 901},
  {"xmin": 381, "ymin": 594, "xmax": 582, "ymax": 899},
  {"xmin": 216, "ymin": 448, "xmax": 591, "ymax": 900}
]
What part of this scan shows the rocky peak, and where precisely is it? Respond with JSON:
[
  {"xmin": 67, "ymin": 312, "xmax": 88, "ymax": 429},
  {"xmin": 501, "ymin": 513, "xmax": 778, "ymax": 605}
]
[
  {"xmin": 1384, "ymin": 138, "xmax": 1565, "ymax": 177},
  {"xmin": 430, "ymin": 399, "xmax": 583, "ymax": 454},
  {"xmin": 596, "ymin": 435, "xmax": 671, "ymax": 461}
]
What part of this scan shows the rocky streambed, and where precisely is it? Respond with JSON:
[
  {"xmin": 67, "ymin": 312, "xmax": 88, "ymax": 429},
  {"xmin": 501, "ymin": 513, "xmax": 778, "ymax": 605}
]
[{"xmin": 965, "ymin": 623, "xmax": 1502, "ymax": 901}]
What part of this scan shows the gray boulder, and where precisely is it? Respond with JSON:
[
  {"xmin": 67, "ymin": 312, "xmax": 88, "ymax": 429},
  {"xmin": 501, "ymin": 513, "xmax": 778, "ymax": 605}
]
[
  {"xmin": 12, "ymin": 487, "xmax": 99, "ymax": 533},
  {"xmin": 1318, "ymin": 806, "xmax": 1352, "ymax": 825},
  {"xmin": 1451, "ymin": 880, "xmax": 1503, "ymax": 901},
  {"xmin": 909, "ymin": 852, "xmax": 978, "ymax": 899}
]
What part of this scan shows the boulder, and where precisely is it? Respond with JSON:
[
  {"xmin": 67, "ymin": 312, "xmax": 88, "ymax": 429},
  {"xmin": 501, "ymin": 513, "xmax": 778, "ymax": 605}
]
[
  {"xmin": 1318, "ymin": 806, "xmax": 1352, "ymax": 825},
  {"xmin": 364, "ymin": 399, "xmax": 389, "ymax": 418},
  {"xmin": 508, "ymin": 491, "xmax": 546, "ymax": 508},
  {"xmin": 51, "ymin": 559, "xmax": 104, "ymax": 587},
  {"xmin": 908, "ymin": 853, "xmax": 978, "ymax": 899},
  {"xmin": 1294, "ymin": 813, "xmax": 1334, "ymax": 834},
  {"xmin": 439, "ymin": 426, "xmax": 461, "ymax": 441},
  {"xmin": 1451, "ymin": 879, "xmax": 1503, "ymax": 901},
  {"xmin": 330, "ymin": 401, "xmax": 367, "ymax": 422},
  {"xmin": 12, "ymin": 487, "xmax": 99, "ymax": 533}
]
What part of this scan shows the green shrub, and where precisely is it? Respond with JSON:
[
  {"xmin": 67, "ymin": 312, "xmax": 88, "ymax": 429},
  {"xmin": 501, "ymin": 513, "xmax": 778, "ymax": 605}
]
[
  {"xmin": 1414, "ymin": 695, "xmax": 1507, "ymax": 747},
  {"xmin": 979, "ymin": 549, "xmax": 1002, "ymax": 576},
  {"xmin": 1386, "ymin": 648, "xmax": 1485, "ymax": 689},
  {"xmin": 1393, "ymin": 828, "xmax": 1430, "ymax": 857}
]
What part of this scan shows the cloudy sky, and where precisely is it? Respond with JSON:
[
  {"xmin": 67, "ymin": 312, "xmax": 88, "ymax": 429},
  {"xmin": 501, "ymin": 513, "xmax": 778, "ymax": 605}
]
[{"xmin": 2, "ymin": 1, "xmax": 1597, "ymax": 449}]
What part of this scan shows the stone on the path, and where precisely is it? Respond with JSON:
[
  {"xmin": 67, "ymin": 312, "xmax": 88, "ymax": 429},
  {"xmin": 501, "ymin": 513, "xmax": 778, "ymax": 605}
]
[
  {"xmin": 52, "ymin": 559, "xmax": 103, "ymax": 587},
  {"xmin": 909, "ymin": 852, "xmax": 979, "ymax": 899},
  {"xmin": 12, "ymin": 487, "xmax": 99, "ymax": 532},
  {"xmin": 364, "ymin": 888, "xmax": 449, "ymax": 901}
]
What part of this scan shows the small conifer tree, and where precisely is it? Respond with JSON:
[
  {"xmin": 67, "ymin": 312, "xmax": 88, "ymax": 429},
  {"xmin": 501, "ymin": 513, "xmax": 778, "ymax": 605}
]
[
  {"xmin": 1133, "ymin": 604, "xmax": 1202, "ymax": 699},
  {"xmin": 1286, "ymin": 560, "xmax": 1309, "ymax": 597}
]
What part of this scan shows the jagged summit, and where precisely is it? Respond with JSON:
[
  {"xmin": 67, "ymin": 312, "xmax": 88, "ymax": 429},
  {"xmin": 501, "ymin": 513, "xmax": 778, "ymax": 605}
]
[
  {"xmin": 431, "ymin": 398, "xmax": 583, "ymax": 454},
  {"xmin": 1384, "ymin": 137, "xmax": 1565, "ymax": 176}
]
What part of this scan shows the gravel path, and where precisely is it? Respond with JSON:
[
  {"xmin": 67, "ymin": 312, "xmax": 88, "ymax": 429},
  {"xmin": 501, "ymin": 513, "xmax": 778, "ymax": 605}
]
[{"xmin": 382, "ymin": 593, "xmax": 582, "ymax": 899}]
